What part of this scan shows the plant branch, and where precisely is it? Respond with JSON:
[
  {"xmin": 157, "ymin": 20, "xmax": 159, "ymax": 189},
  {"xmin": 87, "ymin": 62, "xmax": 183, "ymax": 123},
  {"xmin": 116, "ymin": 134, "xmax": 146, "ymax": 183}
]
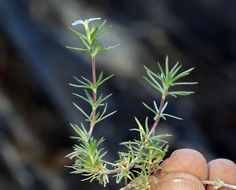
[
  {"xmin": 147, "ymin": 87, "xmax": 168, "ymax": 141},
  {"xmin": 103, "ymin": 160, "xmax": 119, "ymax": 166},
  {"xmin": 126, "ymin": 88, "xmax": 169, "ymax": 174},
  {"xmin": 87, "ymin": 55, "xmax": 97, "ymax": 140},
  {"xmin": 202, "ymin": 179, "xmax": 236, "ymax": 189},
  {"xmin": 148, "ymin": 151, "xmax": 153, "ymax": 178}
]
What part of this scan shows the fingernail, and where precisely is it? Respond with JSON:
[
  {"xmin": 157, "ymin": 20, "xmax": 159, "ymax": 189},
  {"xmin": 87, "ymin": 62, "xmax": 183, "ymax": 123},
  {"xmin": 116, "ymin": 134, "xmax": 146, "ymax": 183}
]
[
  {"xmin": 158, "ymin": 178, "xmax": 204, "ymax": 190},
  {"xmin": 156, "ymin": 173, "xmax": 204, "ymax": 190}
]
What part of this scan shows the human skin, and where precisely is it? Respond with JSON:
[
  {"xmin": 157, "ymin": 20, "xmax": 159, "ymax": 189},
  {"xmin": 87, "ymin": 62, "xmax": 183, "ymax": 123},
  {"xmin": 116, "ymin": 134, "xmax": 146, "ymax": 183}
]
[
  {"xmin": 130, "ymin": 148, "xmax": 236, "ymax": 190},
  {"xmin": 206, "ymin": 159, "xmax": 236, "ymax": 190},
  {"xmin": 159, "ymin": 149, "xmax": 208, "ymax": 180},
  {"xmin": 155, "ymin": 149, "xmax": 236, "ymax": 190}
]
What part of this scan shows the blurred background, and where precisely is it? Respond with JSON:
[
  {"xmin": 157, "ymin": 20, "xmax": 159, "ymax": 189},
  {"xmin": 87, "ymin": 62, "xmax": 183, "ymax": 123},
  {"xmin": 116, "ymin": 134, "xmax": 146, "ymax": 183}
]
[{"xmin": 0, "ymin": 0, "xmax": 236, "ymax": 189}]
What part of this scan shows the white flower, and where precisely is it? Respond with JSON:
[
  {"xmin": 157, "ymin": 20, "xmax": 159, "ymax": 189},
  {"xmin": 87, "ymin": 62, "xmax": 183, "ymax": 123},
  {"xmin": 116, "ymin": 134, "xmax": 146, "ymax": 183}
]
[{"xmin": 72, "ymin": 18, "xmax": 101, "ymax": 26}]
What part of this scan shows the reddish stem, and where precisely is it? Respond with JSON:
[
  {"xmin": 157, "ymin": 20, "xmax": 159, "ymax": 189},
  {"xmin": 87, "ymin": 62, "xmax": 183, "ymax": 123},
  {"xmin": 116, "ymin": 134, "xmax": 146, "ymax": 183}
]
[
  {"xmin": 147, "ymin": 96, "xmax": 165, "ymax": 139},
  {"xmin": 146, "ymin": 95, "xmax": 165, "ymax": 178},
  {"xmin": 147, "ymin": 88, "xmax": 168, "ymax": 140},
  {"xmin": 128, "ymin": 89, "xmax": 168, "ymax": 173},
  {"xmin": 87, "ymin": 55, "xmax": 97, "ymax": 140},
  {"xmin": 92, "ymin": 55, "xmax": 97, "ymax": 120}
]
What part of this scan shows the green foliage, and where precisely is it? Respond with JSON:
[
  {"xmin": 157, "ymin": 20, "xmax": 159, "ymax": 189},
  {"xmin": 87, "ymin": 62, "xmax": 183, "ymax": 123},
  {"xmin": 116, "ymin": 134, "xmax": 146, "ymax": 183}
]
[
  {"xmin": 142, "ymin": 101, "xmax": 183, "ymax": 121},
  {"xmin": 70, "ymin": 72, "xmax": 117, "ymax": 126},
  {"xmin": 143, "ymin": 56, "xmax": 197, "ymax": 122},
  {"xmin": 143, "ymin": 56, "xmax": 198, "ymax": 98},
  {"xmin": 66, "ymin": 18, "xmax": 197, "ymax": 189},
  {"xmin": 66, "ymin": 122, "xmax": 111, "ymax": 186},
  {"xmin": 66, "ymin": 18, "xmax": 119, "ymax": 57},
  {"xmin": 67, "ymin": 136, "xmax": 108, "ymax": 185},
  {"xmin": 66, "ymin": 18, "xmax": 117, "ymax": 141},
  {"xmin": 70, "ymin": 72, "xmax": 114, "ymax": 92},
  {"xmin": 123, "ymin": 172, "xmax": 158, "ymax": 190},
  {"xmin": 66, "ymin": 18, "xmax": 118, "ymax": 187},
  {"xmin": 115, "ymin": 117, "xmax": 170, "ymax": 184}
]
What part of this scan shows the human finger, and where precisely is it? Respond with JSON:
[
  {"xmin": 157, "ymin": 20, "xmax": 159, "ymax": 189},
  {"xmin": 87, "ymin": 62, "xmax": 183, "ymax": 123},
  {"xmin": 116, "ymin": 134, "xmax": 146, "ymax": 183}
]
[
  {"xmin": 158, "ymin": 148, "xmax": 208, "ymax": 180},
  {"xmin": 206, "ymin": 158, "xmax": 236, "ymax": 190},
  {"xmin": 156, "ymin": 172, "xmax": 204, "ymax": 190}
]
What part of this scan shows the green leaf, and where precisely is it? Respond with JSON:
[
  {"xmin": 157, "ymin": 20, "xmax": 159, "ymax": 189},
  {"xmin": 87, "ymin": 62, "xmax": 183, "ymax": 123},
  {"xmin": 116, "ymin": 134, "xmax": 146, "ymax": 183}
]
[
  {"xmin": 165, "ymin": 56, "xmax": 169, "ymax": 80},
  {"xmin": 99, "ymin": 110, "xmax": 117, "ymax": 122},
  {"xmin": 65, "ymin": 46, "xmax": 89, "ymax": 53},
  {"xmin": 162, "ymin": 113, "xmax": 183, "ymax": 120},
  {"xmin": 143, "ymin": 76, "xmax": 163, "ymax": 94},
  {"xmin": 81, "ymin": 76, "xmax": 95, "ymax": 88},
  {"xmin": 173, "ymin": 82, "xmax": 198, "ymax": 86},
  {"xmin": 168, "ymin": 91, "xmax": 194, "ymax": 97},
  {"xmin": 145, "ymin": 69, "xmax": 163, "ymax": 92},
  {"xmin": 96, "ymin": 71, "xmax": 104, "ymax": 84},
  {"xmin": 68, "ymin": 27, "xmax": 87, "ymax": 40},
  {"xmin": 98, "ymin": 19, "xmax": 107, "ymax": 31},
  {"xmin": 94, "ymin": 111, "xmax": 101, "ymax": 121},
  {"xmin": 69, "ymin": 83, "xmax": 91, "ymax": 89},
  {"xmin": 94, "ymin": 41, "xmax": 101, "ymax": 55},
  {"xmin": 73, "ymin": 102, "xmax": 89, "ymax": 119},
  {"xmin": 144, "ymin": 65, "xmax": 163, "ymax": 83},
  {"xmin": 145, "ymin": 117, "xmax": 150, "ymax": 136},
  {"xmin": 90, "ymin": 26, "xmax": 99, "ymax": 41},
  {"xmin": 169, "ymin": 62, "xmax": 180, "ymax": 77},
  {"xmin": 134, "ymin": 117, "xmax": 145, "ymax": 141},
  {"xmin": 72, "ymin": 93, "xmax": 92, "ymax": 105},
  {"xmin": 94, "ymin": 93, "xmax": 103, "ymax": 108},
  {"xmin": 96, "ymin": 103, "xmax": 107, "ymax": 121},
  {"xmin": 106, "ymin": 43, "xmax": 120, "ymax": 50},
  {"xmin": 157, "ymin": 62, "xmax": 165, "ymax": 79},
  {"xmin": 120, "ymin": 141, "xmax": 139, "ymax": 146},
  {"xmin": 97, "ymin": 25, "xmax": 112, "ymax": 37},
  {"xmin": 93, "ymin": 20, "xmax": 109, "ymax": 39},
  {"xmin": 172, "ymin": 67, "xmax": 195, "ymax": 82},
  {"xmin": 72, "ymin": 76, "xmax": 93, "ymax": 90},
  {"xmin": 98, "ymin": 44, "xmax": 120, "ymax": 54},
  {"xmin": 84, "ymin": 89, "xmax": 94, "ymax": 104},
  {"xmin": 99, "ymin": 93, "xmax": 113, "ymax": 105},
  {"xmin": 153, "ymin": 100, "xmax": 159, "ymax": 113},
  {"xmin": 161, "ymin": 102, "xmax": 168, "ymax": 113},
  {"xmin": 69, "ymin": 123, "xmax": 88, "ymax": 140},
  {"xmin": 79, "ymin": 36, "xmax": 90, "ymax": 51},
  {"xmin": 97, "ymin": 74, "xmax": 114, "ymax": 87},
  {"xmin": 142, "ymin": 102, "xmax": 157, "ymax": 115},
  {"xmin": 73, "ymin": 76, "xmax": 89, "ymax": 86},
  {"xmin": 90, "ymin": 25, "xmax": 95, "ymax": 34},
  {"xmin": 116, "ymin": 172, "xmax": 125, "ymax": 184}
]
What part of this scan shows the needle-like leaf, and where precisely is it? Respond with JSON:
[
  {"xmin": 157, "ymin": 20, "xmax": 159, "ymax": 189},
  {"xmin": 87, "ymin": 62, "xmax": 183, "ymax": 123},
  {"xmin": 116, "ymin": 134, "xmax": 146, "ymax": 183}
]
[{"xmin": 73, "ymin": 102, "xmax": 89, "ymax": 119}]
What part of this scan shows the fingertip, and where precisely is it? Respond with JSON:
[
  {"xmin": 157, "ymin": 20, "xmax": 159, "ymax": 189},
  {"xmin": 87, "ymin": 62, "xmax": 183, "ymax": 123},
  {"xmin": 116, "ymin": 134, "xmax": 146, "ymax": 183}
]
[
  {"xmin": 156, "ymin": 172, "xmax": 204, "ymax": 190},
  {"xmin": 160, "ymin": 148, "xmax": 208, "ymax": 180},
  {"xmin": 206, "ymin": 158, "xmax": 236, "ymax": 190}
]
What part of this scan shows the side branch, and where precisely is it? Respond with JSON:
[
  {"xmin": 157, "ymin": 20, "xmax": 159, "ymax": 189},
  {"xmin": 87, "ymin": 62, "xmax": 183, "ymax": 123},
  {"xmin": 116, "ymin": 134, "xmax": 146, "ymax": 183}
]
[
  {"xmin": 202, "ymin": 179, "xmax": 236, "ymax": 189},
  {"xmin": 147, "ymin": 87, "xmax": 168, "ymax": 141}
]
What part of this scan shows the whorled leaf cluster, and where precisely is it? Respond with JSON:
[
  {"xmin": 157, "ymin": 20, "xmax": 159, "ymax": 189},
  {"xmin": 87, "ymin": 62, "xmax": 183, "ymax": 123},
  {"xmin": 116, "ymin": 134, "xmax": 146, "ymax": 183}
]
[
  {"xmin": 70, "ymin": 72, "xmax": 116, "ymax": 129},
  {"xmin": 66, "ymin": 18, "xmax": 119, "ymax": 57}
]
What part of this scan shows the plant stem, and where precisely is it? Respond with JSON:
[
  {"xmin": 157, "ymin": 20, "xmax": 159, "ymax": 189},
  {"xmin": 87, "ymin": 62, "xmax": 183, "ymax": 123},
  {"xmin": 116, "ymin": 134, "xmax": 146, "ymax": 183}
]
[
  {"xmin": 202, "ymin": 180, "xmax": 236, "ymax": 189},
  {"xmin": 146, "ymin": 90, "xmax": 167, "ymax": 178},
  {"xmin": 147, "ymin": 97, "xmax": 165, "ymax": 139},
  {"xmin": 127, "ymin": 88, "xmax": 169, "ymax": 173},
  {"xmin": 148, "ymin": 151, "xmax": 153, "ymax": 178},
  {"xmin": 87, "ymin": 55, "xmax": 97, "ymax": 140},
  {"xmin": 147, "ymin": 88, "xmax": 168, "ymax": 141},
  {"xmin": 92, "ymin": 55, "xmax": 97, "ymax": 116}
]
